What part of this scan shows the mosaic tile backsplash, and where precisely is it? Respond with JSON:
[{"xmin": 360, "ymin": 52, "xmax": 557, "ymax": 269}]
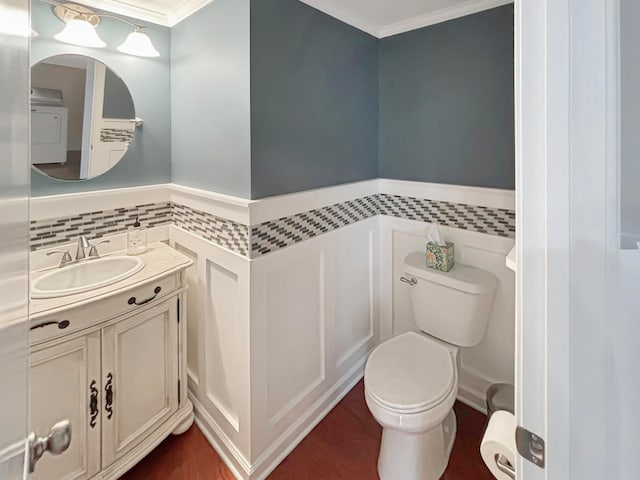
[
  {"xmin": 30, "ymin": 193, "xmax": 515, "ymax": 258},
  {"xmin": 30, "ymin": 203, "xmax": 172, "ymax": 251}
]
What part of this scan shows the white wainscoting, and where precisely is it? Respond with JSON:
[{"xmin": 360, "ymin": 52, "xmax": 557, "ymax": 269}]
[
  {"xmin": 248, "ymin": 218, "xmax": 379, "ymax": 478},
  {"xmin": 170, "ymin": 218, "xmax": 379, "ymax": 480},
  {"xmin": 169, "ymin": 227, "xmax": 252, "ymax": 478},
  {"xmin": 379, "ymin": 215, "xmax": 515, "ymax": 412}
]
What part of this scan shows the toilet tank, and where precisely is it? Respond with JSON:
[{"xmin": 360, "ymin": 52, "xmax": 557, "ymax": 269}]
[{"xmin": 403, "ymin": 252, "xmax": 498, "ymax": 347}]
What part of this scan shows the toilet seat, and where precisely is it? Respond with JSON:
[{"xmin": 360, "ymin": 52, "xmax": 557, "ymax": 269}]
[{"xmin": 365, "ymin": 332, "xmax": 456, "ymax": 414}]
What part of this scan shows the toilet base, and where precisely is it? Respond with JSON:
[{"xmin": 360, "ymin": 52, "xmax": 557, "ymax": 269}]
[{"xmin": 378, "ymin": 409, "xmax": 457, "ymax": 480}]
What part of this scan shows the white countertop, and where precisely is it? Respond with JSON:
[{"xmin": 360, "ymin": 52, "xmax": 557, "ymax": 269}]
[{"xmin": 30, "ymin": 242, "xmax": 192, "ymax": 318}]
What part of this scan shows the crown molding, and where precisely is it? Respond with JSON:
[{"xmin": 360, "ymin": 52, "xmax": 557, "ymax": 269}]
[
  {"xmin": 74, "ymin": 0, "xmax": 169, "ymax": 25},
  {"xmin": 69, "ymin": 0, "xmax": 511, "ymax": 33},
  {"xmin": 72, "ymin": 0, "xmax": 215, "ymax": 27},
  {"xmin": 166, "ymin": 0, "xmax": 215, "ymax": 26},
  {"xmin": 297, "ymin": 0, "xmax": 380, "ymax": 37},
  {"xmin": 378, "ymin": 0, "xmax": 514, "ymax": 38}
]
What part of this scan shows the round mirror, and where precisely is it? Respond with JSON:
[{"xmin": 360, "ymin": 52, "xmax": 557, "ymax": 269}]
[{"xmin": 30, "ymin": 54, "xmax": 136, "ymax": 181}]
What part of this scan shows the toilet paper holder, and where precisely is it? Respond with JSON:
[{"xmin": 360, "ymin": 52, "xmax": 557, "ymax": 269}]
[{"xmin": 495, "ymin": 453, "xmax": 516, "ymax": 479}]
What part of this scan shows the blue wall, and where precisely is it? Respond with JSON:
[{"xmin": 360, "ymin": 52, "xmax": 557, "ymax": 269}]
[
  {"xmin": 379, "ymin": 5, "xmax": 515, "ymax": 190},
  {"xmin": 250, "ymin": 0, "xmax": 379, "ymax": 199},
  {"xmin": 31, "ymin": 1, "xmax": 514, "ymax": 199},
  {"xmin": 171, "ymin": 0, "xmax": 252, "ymax": 198},
  {"xmin": 30, "ymin": 1, "xmax": 172, "ymax": 196}
]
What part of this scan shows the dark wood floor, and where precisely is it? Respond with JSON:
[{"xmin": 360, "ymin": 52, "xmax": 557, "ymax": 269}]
[{"xmin": 121, "ymin": 381, "xmax": 494, "ymax": 480}]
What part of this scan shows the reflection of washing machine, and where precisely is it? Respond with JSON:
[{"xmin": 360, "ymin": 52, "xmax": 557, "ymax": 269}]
[{"xmin": 31, "ymin": 88, "xmax": 68, "ymax": 165}]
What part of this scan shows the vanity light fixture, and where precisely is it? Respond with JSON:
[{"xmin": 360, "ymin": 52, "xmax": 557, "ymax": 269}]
[
  {"xmin": 42, "ymin": 1, "xmax": 160, "ymax": 57},
  {"xmin": 55, "ymin": 18, "xmax": 106, "ymax": 48},
  {"xmin": 117, "ymin": 27, "xmax": 159, "ymax": 57}
]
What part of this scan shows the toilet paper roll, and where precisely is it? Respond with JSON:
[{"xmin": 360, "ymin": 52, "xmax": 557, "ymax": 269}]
[{"xmin": 480, "ymin": 410, "xmax": 517, "ymax": 480}]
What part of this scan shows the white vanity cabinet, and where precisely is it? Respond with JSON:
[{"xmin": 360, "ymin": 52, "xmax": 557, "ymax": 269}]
[
  {"xmin": 100, "ymin": 298, "xmax": 179, "ymax": 468},
  {"xmin": 29, "ymin": 244, "xmax": 193, "ymax": 480},
  {"xmin": 30, "ymin": 332, "xmax": 102, "ymax": 480}
]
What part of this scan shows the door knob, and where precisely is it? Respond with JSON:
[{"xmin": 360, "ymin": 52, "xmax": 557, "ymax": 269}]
[{"xmin": 27, "ymin": 419, "xmax": 72, "ymax": 473}]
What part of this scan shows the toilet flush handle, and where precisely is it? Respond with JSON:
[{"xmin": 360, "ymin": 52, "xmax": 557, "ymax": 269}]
[{"xmin": 400, "ymin": 276, "xmax": 417, "ymax": 286}]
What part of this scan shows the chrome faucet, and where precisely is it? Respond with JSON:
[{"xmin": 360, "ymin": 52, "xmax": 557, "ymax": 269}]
[
  {"xmin": 48, "ymin": 236, "xmax": 112, "ymax": 268},
  {"xmin": 75, "ymin": 235, "xmax": 90, "ymax": 261}
]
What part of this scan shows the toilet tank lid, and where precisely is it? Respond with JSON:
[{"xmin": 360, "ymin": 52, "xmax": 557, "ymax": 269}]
[{"xmin": 404, "ymin": 252, "xmax": 497, "ymax": 294}]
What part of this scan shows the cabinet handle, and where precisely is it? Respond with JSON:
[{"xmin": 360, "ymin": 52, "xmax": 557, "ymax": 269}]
[
  {"xmin": 89, "ymin": 380, "xmax": 99, "ymax": 429},
  {"xmin": 30, "ymin": 320, "xmax": 70, "ymax": 331},
  {"xmin": 128, "ymin": 286, "xmax": 161, "ymax": 306},
  {"xmin": 105, "ymin": 373, "xmax": 114, "ymax": 420}
]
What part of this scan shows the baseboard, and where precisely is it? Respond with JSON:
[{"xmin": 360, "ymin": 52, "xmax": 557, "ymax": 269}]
[
  {"xmin": 457, "ymin": 385, "xmax": 488, "ymax": 414},
  {"xmin": 250, "ymin": 357, "xmax": 368, "ymax": 480},
  {"xmin": 190, "ymin": 395, "xmax": 251, "ymax": 480},
  {"xmin": 191, "ymin": 354, "xmax": 368, "ymax": 480},
  {"xmin": 457, "ymin": 367, "xmax": 507, "ymax": 415}
]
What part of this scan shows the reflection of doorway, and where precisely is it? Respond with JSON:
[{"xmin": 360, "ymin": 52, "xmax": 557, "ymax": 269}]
[
  {"xmin": 30, "ymin": 54, "xmax": 136, "ymax": 181},
  {"xmin": 81, "ymin": 59, "xmax": 136, "ymax": 179}
]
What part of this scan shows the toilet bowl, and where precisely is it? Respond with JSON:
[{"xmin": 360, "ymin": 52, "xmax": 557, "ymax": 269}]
[
  {"xmin": 365, "ymin": 332, "xmax": 459, "ymax": 480},
  {"xmin": 365, "ymin": 253, "xmax": 498, "ymax": 480}
]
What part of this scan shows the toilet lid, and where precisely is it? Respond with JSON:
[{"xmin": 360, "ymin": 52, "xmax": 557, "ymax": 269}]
[{"xmin": 365, "ymin": 332, "xmax": 456, "ymax": 413}]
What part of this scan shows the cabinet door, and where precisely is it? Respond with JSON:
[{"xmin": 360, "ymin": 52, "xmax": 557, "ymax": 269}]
[
  {"xmin": 101, "ymin": 298, "xmax": 179, "ymax": 467},
  {"xmin": 30, "ymin": 332, "xmax": 101, "ymax": 480}
]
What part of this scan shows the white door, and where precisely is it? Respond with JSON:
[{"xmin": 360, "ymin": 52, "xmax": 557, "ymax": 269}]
[
  {"xmin": 0, "ymin": 0, "xmax": 30, "ymax": 477},
  {"xmin": 30, "ymin": 333, "xmax": 101, "ymax": 480},
  {"xmin": 516, "ymin": 0, "xmax": 630, "ymax": 479},
  {"xmin": 100, "ymin": 299, "xmax": 179, "ymax": 468}
]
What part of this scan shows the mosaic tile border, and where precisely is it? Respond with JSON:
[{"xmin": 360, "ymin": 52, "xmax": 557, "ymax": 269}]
[
  {"xmin": 377, "ymin": 194, "xmax": 516, "ymax": 238},
  {"xmin": 172, "ymin": 203, "xmax": 250, "ymax": 257},
  {"xmin": 30, "ymin": 193, "xmax": 515, "ymax": 259},
  {"xmin": 250, "ymin": 195, "xmax": 379, "ymax": 257},
  {"xmin": 250, "ymin": 194, "xmax": 515, "ymax": 258},
  {"xmin": 100, "ymin": 127, "xmax": 135, "ymax": 143},
  {"xmin": 30, "ymin": 203, "xmax": 171, "ymax": 251}
]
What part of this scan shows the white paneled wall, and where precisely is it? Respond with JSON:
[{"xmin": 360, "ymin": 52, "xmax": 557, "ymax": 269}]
[
  {"xmin": 249, "ymin": 219, "xmax": 379, "ymax": 476},
  {"xmin": 170, "ymin": 218, "xmax": 379, "ymax": 480},
  {"xmin": 169, "ymin": 228, "xmax": 252, "ymax": 478}
]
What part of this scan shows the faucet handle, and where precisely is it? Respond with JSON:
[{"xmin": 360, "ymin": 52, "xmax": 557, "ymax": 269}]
[
  {"xmin": 88, "ymin": 240, "xmax": 110, "ymax": 258},
  {"xmin": 47, "ymin": 249, "xmax": 73, "ymax": 267}
]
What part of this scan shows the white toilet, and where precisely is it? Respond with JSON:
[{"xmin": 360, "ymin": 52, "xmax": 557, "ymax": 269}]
[{"xmin": 365, "ymin": 252, "xmax": 497, "ymax": 480}]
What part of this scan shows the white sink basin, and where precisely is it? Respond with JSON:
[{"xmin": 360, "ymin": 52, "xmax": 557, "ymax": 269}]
[{"xmin": 31, "ymin": 256, "xmax": 145, "ymax": 299}]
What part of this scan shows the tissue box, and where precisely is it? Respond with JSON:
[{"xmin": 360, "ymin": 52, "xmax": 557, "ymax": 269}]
[{"xmin": 426, "ymin": 242, "xmax": 455, "ymax": 272}]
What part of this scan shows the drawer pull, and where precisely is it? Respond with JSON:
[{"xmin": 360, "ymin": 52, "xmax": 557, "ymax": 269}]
[
  {"xmin": 89, "ymin": 380, "xmax": 99, "ymax": 428},
  {"xmin": 30, "ymin": 320, "xmax": 70, "ymax": 331},
  {"xmin": 105, "ymin": 373, "xmax": 114, "ymax": 420},
  {"xmin": 128, "ymin": 286, "xmax": 161, "ymax": 306}
]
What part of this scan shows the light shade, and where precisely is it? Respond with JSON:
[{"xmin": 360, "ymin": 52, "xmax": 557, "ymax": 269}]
[
  {"xmin": 117, "ymin": 30, "xmax": 159, "ymax": 57},
  {"xmin": 54, "ymin": 18, "xmax": 106, "ymax": 48}
]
